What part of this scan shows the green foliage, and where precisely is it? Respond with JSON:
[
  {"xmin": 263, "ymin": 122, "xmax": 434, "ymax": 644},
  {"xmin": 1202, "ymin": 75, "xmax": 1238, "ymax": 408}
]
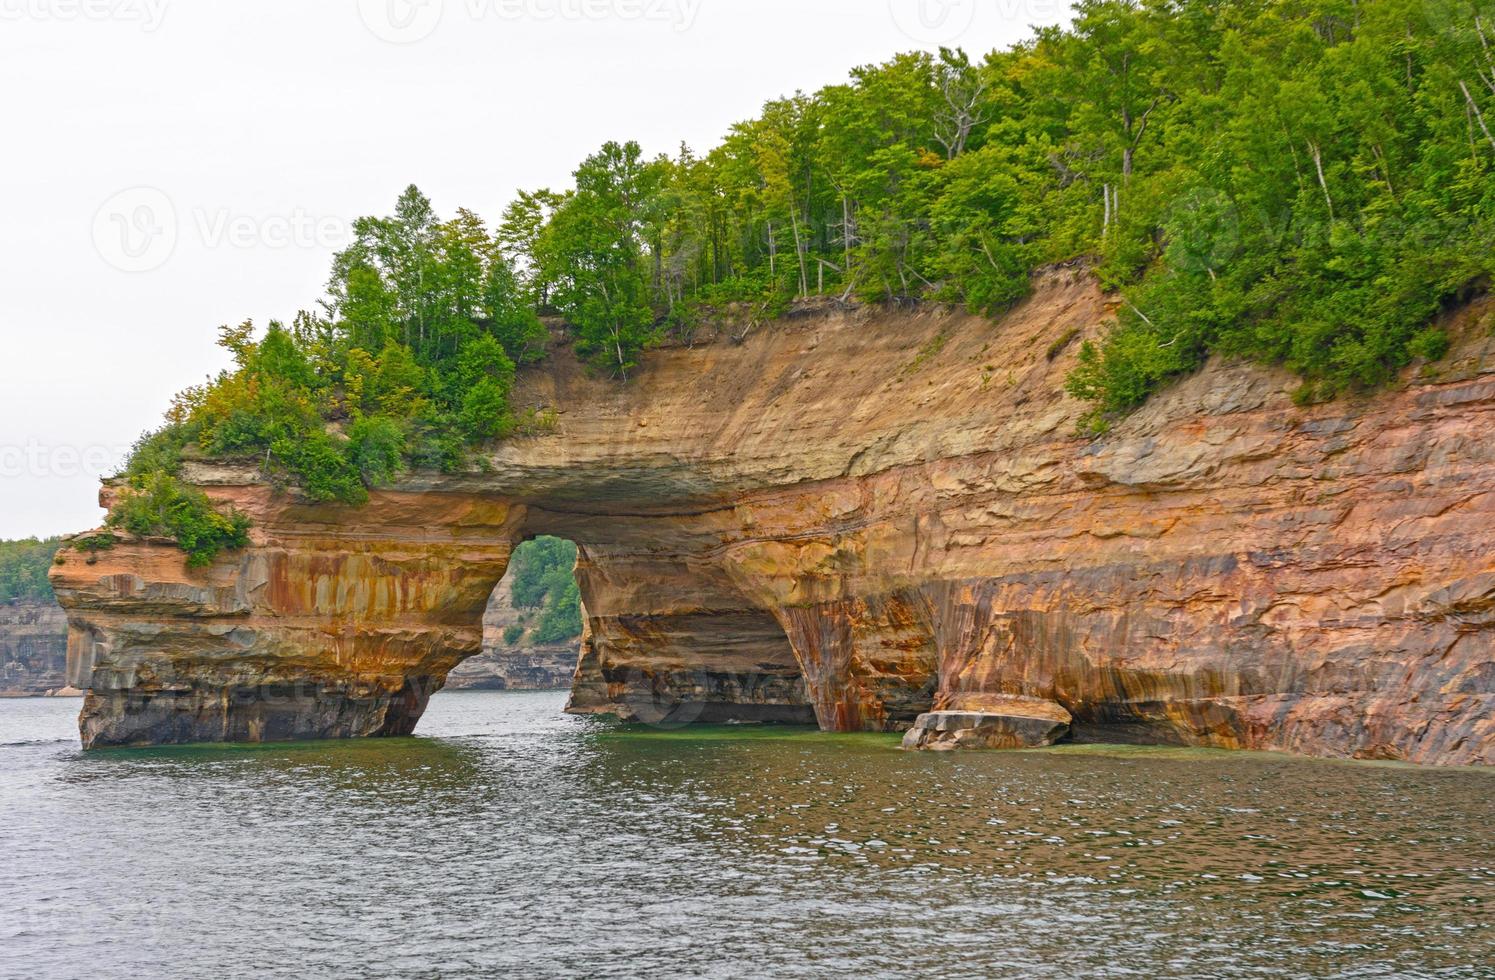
[
  {"xmin": 509, "ymin": 536, "xmax": 577, "ymax": 607},
  {"xmin": 508, "ymin": 0, "xmax": 1489, "ymax": 412},
  {"xmin": 346, "ymin": 415, "xmax": 406, "ymax": 487},
  {"xmin": 1408, "ymin": 327, "xmax": 1453, "ymax": 363},
  {"xmin": 1042, "ymin": 0, "xmax": 1495, "ymax": 420},
  {"xmin": 533, "ymin": 579, "xmax": 582, "ymax": 644},
  {"xmin": 117, "ymin": 187, "xmax": 555, "ymax": 545},
  {"xmin": 0, "ymin": 538, "xmax": 63, "ymax": 601},
  {"xmin": 106, "ymin": 472, "xmax": 251, "ymax": 568},
  {"xmin": 452, "ymin": 334, "xmax": 518, "ymax": 440},
  {"xmin": 110, "ymin": 425, "xmax": 252, "ymax": 565},
  {"xmin": 269, "ymin": 431, "xmax": 368, "ymax": 505},
  {"xmin": 537, "ymin": 141, "xmax": 663, "ymax": 379},
  {"xmin": 71, "ymin": 532, "xmax": 118, "ymax": 554},
  {"xmin": 459, "ymin": 379, "xmax": 513, "ymax": 442},
  {"xmin": 1046, "ymin": 327, "xmax": 1081, "ymax": 362},
  {"xmin": 122, "ymin": 425, "xmax": 191, "ymax": 480},
  {"xmin": 502, "ymin": 623, "xmax": 526, "ymax": 646},
  {"xmin": 507, "ymin": 536, "xmax": 582, "ymax": 644},
  {"xmin": 120, "ymin": 0, "xmax": 1495, "ymax": 519}
]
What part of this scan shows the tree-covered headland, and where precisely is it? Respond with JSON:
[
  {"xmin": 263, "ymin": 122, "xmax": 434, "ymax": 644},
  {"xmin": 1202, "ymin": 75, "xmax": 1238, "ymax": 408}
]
[
  {"xmin": 113, "ymin": 0, "xmax": 1495, "ymax": 564},
  {"xmin": 0, "ymin": 539, "xmax": 63, "ymax": 602}
]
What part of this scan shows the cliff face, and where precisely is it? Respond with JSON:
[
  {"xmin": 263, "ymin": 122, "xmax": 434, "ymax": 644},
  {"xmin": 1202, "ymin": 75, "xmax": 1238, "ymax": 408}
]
[
  {"xmin": 50, "ymin": 268, "xmax": 1495, "ymax": 763},
  {"xmin": 0, "ymin": 599, "xmax": 69, "ymax": 696}
]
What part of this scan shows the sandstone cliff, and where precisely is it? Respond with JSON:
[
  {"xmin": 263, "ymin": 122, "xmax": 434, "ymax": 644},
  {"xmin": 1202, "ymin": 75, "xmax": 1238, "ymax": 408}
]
[
  {"xmin": 50, "ymin": 268, "xmax": 1495, "ymax": 763},
  {"xmin": 0, "ymin": 599, "xmax": 70, "ymax": 696}
]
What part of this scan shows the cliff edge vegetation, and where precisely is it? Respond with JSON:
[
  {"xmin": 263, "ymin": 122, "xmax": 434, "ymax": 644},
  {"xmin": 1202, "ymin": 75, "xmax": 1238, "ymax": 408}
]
[{"xmin": 116, "ymin": 0, "xmax": 1495, "ymax": 562}]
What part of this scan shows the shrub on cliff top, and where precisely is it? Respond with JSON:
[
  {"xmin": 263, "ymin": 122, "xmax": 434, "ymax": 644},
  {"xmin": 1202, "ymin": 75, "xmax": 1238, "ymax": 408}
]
[
  {"xmin": 106, "ymin": 472, "xmax": 251, "ymax": 568},
  {"xmin": 119, "ymin": 193, "xmax": 536, "ymax": 513}
]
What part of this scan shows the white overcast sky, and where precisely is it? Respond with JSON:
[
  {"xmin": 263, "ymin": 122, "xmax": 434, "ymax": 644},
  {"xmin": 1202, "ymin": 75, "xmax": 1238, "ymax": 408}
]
[{"xmin": 0, "ymin": 0, "xmax": 1072, "ymax": 540}]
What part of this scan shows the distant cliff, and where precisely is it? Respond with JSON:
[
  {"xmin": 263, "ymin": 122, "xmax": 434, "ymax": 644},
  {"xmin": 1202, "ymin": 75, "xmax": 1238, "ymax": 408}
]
[
  {"xmin": 50, "ymin": 269, "xmax": 1495, "ymax": 762},
  {"xmin": 1, "ymin": 582, "xmax": 573, "ymax": 698},
  {"xmin": 0, "ymin": 599, "xmax": 70, "ymax": 696},
  {"xmin": 448, "ymin": 575, "xmax": 579, "ymax": 691}
]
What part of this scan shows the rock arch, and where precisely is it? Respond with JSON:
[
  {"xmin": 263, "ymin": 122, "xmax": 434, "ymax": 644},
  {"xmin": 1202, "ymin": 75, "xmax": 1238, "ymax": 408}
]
[{"xmin": 50, "ymin": 271, "xmax": 1495, "ymax": 763}]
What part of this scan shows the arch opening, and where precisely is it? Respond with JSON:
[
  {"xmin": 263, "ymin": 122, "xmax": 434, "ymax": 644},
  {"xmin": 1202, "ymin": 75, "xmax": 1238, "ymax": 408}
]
[
  {"xmin": 445, "ymin": 536, "xmax": 584, "ymax": 695},
  {"xmin": 435, "ymin": 525, "xmax": 817, "ymax": 730}
]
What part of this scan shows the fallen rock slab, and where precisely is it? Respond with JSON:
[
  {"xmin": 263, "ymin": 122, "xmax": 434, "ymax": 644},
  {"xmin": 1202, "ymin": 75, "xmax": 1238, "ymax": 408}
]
[{"xmin": 902, "ymin": 697, "xmax": 1072, "ymax": 751}]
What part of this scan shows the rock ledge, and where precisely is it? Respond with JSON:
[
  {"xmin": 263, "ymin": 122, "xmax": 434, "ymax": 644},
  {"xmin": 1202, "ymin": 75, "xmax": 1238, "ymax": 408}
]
[{"xmin": 902, "ymin": 697, "xmax": 1072, "ymax": 751}]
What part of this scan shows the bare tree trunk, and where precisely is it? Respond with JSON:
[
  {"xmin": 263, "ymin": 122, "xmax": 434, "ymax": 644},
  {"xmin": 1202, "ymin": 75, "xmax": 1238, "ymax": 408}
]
[
  {"xmin": 842, "ymin": 196, "xmax": 853, "ymax": 271},
  {"xmin": 1477, "ymin": 17, "xmax": 1495, "ymax": 95},
  {"xmin": 1120, "ymin": 97, "xmax": 1160, "ymax": 186},
  {"xmin": 789, "ymin": 207, "xmax": 808, "ymax": 298},
  {"xmin": 1371, "ymin": 144, "xmax": 1397, "ymax": 200},
  {"xmin": 1460, "ymin": 80, "xmax": 1495, "ymax": 153},
  {"xmin": 1307, "ymin": 141, "xmax": 1335, "ymax": 219}
]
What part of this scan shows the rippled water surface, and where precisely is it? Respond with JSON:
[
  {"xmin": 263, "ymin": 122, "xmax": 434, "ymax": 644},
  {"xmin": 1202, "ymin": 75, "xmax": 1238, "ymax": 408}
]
[{"xmin": 1, "ymin": 692, "xmax": 1491, "ymax": 979}]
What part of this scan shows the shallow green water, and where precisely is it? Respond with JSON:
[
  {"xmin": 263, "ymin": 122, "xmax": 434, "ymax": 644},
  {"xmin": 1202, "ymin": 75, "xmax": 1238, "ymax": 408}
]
[{"xmin": 1, "ymin": 691, "xmax": 1490, "ymax": 978}]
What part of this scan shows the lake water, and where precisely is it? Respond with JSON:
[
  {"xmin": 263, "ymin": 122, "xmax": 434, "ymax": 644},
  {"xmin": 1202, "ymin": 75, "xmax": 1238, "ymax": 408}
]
[{"xmin": 0, "ymin": 691, "xmax": 1490, "ymax": 979}]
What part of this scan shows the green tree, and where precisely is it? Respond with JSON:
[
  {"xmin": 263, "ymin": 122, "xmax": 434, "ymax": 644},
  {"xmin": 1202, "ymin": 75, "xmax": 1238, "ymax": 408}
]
[
  {"xmin": 540, "ymin": 141, "xmax": 665, "ymax": 379},
  {"xmin": 0, "ymin": 538, "xmax": 63, "ymax": 602},
  {"xmin": 506, "ymin": 536, "xmax": 583, "ymax": 644},
  {"xmin": 498, "ymin": 188, "xmax": 566, "ymax": 309},
  {"xmin": 115, "ymin": 0, "xmax": 1495, "ymax": 527}
]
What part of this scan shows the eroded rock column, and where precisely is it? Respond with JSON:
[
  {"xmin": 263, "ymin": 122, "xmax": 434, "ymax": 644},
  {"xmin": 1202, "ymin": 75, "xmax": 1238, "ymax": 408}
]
[
  {"xmin": 52, "ymin": 484, "xmax": 519, "ymax": 747},
  {"xmin": 553, "ymin": 528, "xmax": 815, "ymax": 725}
]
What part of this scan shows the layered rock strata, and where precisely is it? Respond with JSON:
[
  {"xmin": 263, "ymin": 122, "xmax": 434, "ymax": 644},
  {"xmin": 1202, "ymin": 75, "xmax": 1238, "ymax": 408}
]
[
  {"xmin": 901, "ymin": 696, "xmax": 1073, "ymax": 751},
  {"xmin": 50, "ymin": 268, "xmax": 1495, "ymax": 763},
  {"xmin": 0, "ymin": 599, "xmax": 69, "ymax": 696}
]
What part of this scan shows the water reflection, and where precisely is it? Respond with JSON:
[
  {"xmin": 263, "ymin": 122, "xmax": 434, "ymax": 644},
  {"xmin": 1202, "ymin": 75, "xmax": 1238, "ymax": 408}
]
[{"xmin": 0, "ymin": 691, "xmax": 1489, "ymax": 979}]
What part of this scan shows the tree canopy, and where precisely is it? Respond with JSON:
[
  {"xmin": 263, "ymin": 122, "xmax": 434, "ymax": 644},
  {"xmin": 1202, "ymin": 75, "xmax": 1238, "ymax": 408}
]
[
  {"xmin": 504, "ymin": 0, "xmax": 1492, "ymax": 421},
  {"xmin": 118, "ymin": 0, "xmax": 1495, "ymax": 562},
  {"xmin": 506, "ymin": 537, "xmax": 583, "ymax": 645},
  {"xmin": 0, "ymin": 539, "xmax": 62, "ymax": 602}
]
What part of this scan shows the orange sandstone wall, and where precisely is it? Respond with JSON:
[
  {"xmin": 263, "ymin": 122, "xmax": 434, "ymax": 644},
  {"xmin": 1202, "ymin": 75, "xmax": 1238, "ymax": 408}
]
[{"xmin": 51, "ymin": 269, "xmax": 1495, "ymax": 762}]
